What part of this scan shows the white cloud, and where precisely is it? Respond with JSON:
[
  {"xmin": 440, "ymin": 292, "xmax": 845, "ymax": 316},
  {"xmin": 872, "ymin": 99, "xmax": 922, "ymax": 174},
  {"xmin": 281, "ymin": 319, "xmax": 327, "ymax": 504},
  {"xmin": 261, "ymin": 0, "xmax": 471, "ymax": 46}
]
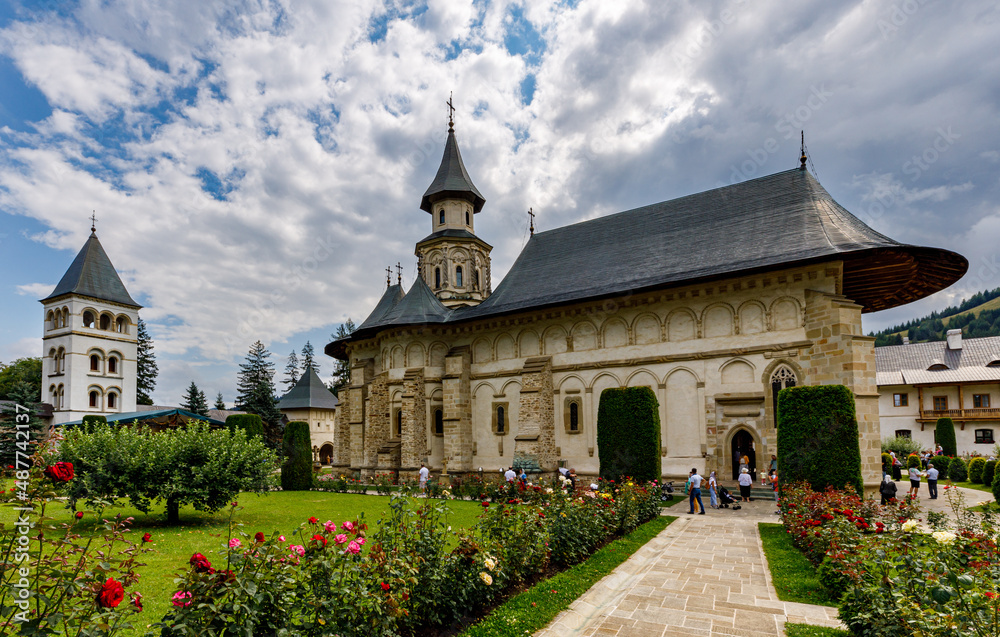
[{"xmin": 16, "ymin": 283, "xmax": 54, "ymax": 297}]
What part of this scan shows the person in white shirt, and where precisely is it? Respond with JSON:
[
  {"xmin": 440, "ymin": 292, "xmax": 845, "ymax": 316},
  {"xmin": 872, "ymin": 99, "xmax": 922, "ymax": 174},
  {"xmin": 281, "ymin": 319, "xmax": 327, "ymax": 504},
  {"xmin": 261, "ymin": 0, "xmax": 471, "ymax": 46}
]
[
  {"xmin": 908, "ymin": 464, "xmax": 922, "ymax": 499},
  {"xmin": 418, "ymin": 463, "xmax": 429, "ymax": 493},
  {"xmin": 926, "ymin": 463, "xmax": 939, "ymax": 499},
  {"xmin": 504, "ymin": 466, "xmax": 516, "ymax": 483},
  {"xmin": 687, "ymin": 468, "xmax": 705, "ymax": 514},
  {"xmin": 738, "ymin": 467, "xmax": 753, "ymax": 502},
  {"xmin": 708, "ymin": 471, "xmax": 718, "ymax": 509}
]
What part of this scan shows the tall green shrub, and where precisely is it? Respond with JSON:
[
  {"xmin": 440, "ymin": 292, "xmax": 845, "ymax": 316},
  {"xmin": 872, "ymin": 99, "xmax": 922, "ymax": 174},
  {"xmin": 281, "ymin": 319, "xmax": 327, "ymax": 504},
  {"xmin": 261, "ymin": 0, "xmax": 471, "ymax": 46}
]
[
  {"xmin": 931, "ymin": 456, "xmax": 950, "ymax": 480},
  {"xmin": 596, "ymin": 386, "xmax": 661, "ymax": 482},
  {"xmin": 881, "ymin": 452, "xmax": 892, "ymax": 474},
  {"xmin": 776, "ymin": 385, "xmax": 863, "ymax": 495},
  {"xmin": 906, "ymin": 454, "xmax": 920, "ymax": 469},
  {"xmin": 80, "ymin": 415, "xmax": 107, "ymax": 431},
  {"xmin": 968, "ymin": 457, "xmax": 987, "ymax": 484},
  {"xmin": 280, "ymin": 421, "xmax": 313, "ymax": 491},
  {"xmin": 993, "ymin": 465, "xmax": 1000, "ymax": 504},
  {"xmin": 226, "ymin": 414, "xmax": 264, "ymax": 440},
  {"xmin": 935, "ymin": 418, "xmax": 957, "ymax": 457},
  {"xmin": 949, "ymin": 457, "xmax": 968, "ymax": 483},
  {"xmin": 983, "ymin": 459, "xmax": 997, "ymax": 487}
]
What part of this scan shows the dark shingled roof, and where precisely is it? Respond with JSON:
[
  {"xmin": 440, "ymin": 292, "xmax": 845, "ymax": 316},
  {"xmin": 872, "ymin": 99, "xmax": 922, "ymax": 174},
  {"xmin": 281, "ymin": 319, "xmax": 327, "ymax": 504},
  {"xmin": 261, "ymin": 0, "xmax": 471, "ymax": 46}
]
[
  {"xmin": 379, "ymin": 277, "xmax": 452, "ymax": 325},
  {"xmin": 279, "ymin": 367, "xmax": 340, "ymax": 410},
  {"xmin": 358, "ymin": 284, "xmax": 405, "ymax": 330},
  {"xmin": 420, "ymin": 128, "xmax": 486, "ymax": 214},
  {"xmin": 328, "ymin": 167, "xmax": 966, "ymax": 359},
  {"xmin": 42, "ymin": 232, "xmax": 140, "ymax": 307}
]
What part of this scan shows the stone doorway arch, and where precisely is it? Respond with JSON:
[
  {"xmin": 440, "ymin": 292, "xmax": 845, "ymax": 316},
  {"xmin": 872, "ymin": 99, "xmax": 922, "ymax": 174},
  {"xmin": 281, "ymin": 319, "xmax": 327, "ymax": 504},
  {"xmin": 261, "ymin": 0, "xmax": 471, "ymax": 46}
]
[
  {"xmin": 319, "ymin": 443, "xmax": 334, "ymax": 465},
  {"xmin": 726, "ymin": 425, "xmax": 760, "ymax": 481}
]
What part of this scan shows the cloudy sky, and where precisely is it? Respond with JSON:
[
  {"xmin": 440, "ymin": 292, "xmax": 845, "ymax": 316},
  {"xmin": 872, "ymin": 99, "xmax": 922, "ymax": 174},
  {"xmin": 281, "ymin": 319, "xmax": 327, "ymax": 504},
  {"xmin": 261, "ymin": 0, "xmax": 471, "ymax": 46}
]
[{"xmin": 1, "ymin": 0, "xmax": 998, "ymax": 406}]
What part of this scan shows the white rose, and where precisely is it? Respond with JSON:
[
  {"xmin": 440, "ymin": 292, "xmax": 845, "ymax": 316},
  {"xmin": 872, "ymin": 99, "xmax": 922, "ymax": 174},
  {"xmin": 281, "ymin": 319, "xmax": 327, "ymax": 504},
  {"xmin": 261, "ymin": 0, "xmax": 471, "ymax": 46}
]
[
  {"xmin": 931, "ymin": 531, "xmax": 957, "ymax": 545},
  {"xmin": 901, "ymin": 519, "xmax": 919, "ymax": 532}
]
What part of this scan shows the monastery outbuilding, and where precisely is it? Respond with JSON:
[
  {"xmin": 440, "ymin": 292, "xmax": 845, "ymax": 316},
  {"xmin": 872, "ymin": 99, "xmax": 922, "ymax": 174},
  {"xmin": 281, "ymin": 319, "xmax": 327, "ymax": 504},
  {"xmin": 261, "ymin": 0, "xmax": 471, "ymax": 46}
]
[{"xmin": 325, "ymin": 119, "xmax": 967, "ymax": 489}]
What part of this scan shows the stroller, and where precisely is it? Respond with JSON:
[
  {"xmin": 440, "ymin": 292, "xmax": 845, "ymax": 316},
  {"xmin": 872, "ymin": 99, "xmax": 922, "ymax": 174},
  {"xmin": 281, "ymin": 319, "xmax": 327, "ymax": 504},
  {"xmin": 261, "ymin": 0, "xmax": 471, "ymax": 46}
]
[
  {"xmin": 717, "ymin": 485, "xmax": 740, "ymax": 510},
  {"xmin": 660, "ymin": 481, "xmax": 675, "ymax": 501}
]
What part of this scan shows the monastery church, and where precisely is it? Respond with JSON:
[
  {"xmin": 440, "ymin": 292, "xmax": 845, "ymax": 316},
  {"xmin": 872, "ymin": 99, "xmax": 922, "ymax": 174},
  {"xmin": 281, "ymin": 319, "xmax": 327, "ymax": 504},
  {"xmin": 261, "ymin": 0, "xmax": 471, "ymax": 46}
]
[{"xmin": 325, "ymin": 117, "xmax": 967, "ymax": 488}]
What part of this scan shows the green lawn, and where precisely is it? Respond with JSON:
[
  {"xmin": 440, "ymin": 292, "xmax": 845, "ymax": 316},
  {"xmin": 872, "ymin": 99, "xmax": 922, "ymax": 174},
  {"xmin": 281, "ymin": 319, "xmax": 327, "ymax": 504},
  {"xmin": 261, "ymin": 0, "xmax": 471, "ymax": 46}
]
[
  {"xmin": 758, "ymin": 523, "xmax": 837, "ymax": 606},
  {"xmin": 2, "ymin": 491, "xmax": 484, "ymax": 635},
  {"xmin": 948, "ymin": 479, "xmax": 995, "ymax": 494},
  {"xmin": 461, "ymin": 516, "xmax": 674, "ymax": 636},
  {"xmin": 784, "ymin": 623, "xmax": 850, "ymax": 637}
]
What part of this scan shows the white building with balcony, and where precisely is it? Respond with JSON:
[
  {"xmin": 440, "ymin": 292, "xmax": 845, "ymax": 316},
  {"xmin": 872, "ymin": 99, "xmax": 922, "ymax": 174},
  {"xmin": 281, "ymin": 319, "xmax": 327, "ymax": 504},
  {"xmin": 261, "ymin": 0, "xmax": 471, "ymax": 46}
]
[{"xmin": 877, "ymin": 330, "xmax": 1000, "ymax": 454}]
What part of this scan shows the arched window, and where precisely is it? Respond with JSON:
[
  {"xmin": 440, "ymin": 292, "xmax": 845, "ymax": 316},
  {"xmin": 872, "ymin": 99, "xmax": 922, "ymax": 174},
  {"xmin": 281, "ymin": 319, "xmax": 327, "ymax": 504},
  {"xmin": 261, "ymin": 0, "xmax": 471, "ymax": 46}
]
[
  {"xmin": 100, "ymin": 314, "xmax": 112, "ymax": 330},
  {"xmin": 108, "ymin": 357, "xmax": 118, "ymax": 375},
  {"xmin": 569, "ymin": 402, "xmax": 579, "ymax": 431},
  {"xmin": 439, "ymin": 209, "xmax": 445, "ymax": 224},
  {"xmin": 89, "ymin": 391, "xmax": 99, "ymax": 408},
  {"xmin": 57, "ymin": 385, "xmax": 64, "ymax": 409},
  {"xmin": 90, "ymin": 354, "xmax": 101, "ymax": 372},
  {"xmin": 466, "ymin": 210, "xmax": 470, "ymax": 225},
  {"xmin": 83, "ymin": 311, "xmax": 96, "ymax": 328},
  {"xmin": 61, "ymin": 308, "xmax": 69, "ymax": 328},
  {"xmin": 455, "ymin": 266, "xmax": 463, "ymax": 287},
  {"xmin": 434, "ymin": 409, "xmax": 444, "ymax": 435},
  {"xmin": 49, "ymin": 348, "xmax": 57, "ymax": 373},
  {"xmin": 770, "ymin": 366, "xmax": 797, "ymax": 427},
  {"xmin": 58, "ymin": 348, "xmax": 65, "ymax": 373},
  {"xmin": 395, "ymin": 409, "xmax": 403, "ymax": 437},
  {"xmin": 47, "ymin": 311, "xmax": 55, "ymax": 330},
  {"xmin": 116, "ymin": 316, "xmax": 127, "ymax": 333},
  {"xmin": 496, "ymin": 406, "xmax": 505, "ymax": 434},
  {"xmin": 434, "ymin": 268, "xmax": 441, "ymax": 289},
  {"xmin": 107, "ymin": 392, "xmax": 118, "ymax": 409}
]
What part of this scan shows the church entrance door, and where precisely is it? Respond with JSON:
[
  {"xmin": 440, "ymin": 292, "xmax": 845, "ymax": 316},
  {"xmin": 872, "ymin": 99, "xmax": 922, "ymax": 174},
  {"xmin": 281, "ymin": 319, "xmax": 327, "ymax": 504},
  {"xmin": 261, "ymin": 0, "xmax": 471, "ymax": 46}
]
[{"xmin": 731, "ymin": 430, "xmax": 757, "ymax": 481}]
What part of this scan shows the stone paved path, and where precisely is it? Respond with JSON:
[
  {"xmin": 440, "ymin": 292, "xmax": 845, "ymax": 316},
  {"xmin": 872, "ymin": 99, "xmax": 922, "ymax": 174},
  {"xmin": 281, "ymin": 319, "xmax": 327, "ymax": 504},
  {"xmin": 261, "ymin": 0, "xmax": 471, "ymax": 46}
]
[{"xmin": 535, "ymin": 486, "xmax": 995, "ymax": 637}]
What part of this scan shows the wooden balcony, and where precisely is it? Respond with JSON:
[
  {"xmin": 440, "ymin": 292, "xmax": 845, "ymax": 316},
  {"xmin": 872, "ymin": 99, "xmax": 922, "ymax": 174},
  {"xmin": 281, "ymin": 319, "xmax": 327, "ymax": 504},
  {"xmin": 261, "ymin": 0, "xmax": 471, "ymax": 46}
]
[{"xmin": 918, "ymin": 408, "xmax": 1000, "ymax": 423}]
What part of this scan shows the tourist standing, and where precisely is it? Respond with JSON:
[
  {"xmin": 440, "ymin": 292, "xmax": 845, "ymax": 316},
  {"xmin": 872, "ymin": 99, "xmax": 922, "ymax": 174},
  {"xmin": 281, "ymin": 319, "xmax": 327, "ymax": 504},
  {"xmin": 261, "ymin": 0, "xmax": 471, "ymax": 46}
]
[
  {"xmin": 688, "ymin": 468, "xmax": 705, "ymax": 514},
  {"xmin": 879, "ymin": 474, "xmax": 897, "ymax": 505},
  {"xmin": 708, "ymin": 470, "xmax": 718, "ymax": 509},
  {"xmin": 891, "ymin": 452, "xmax": 902, "ymax": 481},
  {"xmin": 738, "ymin": 467, "xmax": 753, "ymax": 502},
  {"xmin": 418, "ymin": 463, "xmax": 429, "ymax": 493},
  {"xmin": 770, "ymin": 470, "xmax": 779, "ymax": 501},
  {"xmin": 926, "ymin": 463, "xmax": 939, "ymax": 499},
  {"xmin": 908, "ymin": 463, "xmax": 922, "ymax": 499},
  {"xmin": 504, "ymin": 466, "xmax": 516, "ymax": 483}
]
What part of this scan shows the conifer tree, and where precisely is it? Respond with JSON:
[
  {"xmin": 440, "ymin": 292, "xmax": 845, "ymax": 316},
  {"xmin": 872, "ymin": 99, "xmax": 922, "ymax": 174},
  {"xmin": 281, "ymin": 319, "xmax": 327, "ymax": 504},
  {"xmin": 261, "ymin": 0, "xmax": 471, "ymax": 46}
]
[
  {"xmin": 214, "ymin": 392, "xmax": 226, "ymax": 411},
  {"xmin": 329, "ymin": 318, "xmax": 356, "ymax": 397},
  {"xmin": 300, "ymin": 341, "xmax": 316, "ymax": 374},
  {"xmin": 236, "ymin": 341, "xmax": 282, "ymax": 446},
  {"xmin": 181, "ymin": 381, "xmax": 209, "ymax": 416},
  {"xmin": 283, "ymin": 350, "xmax": 300, "ymax": 392},
  {"xmin": 136, "ymin": 318, "xmax": 158, "ymax": 405}
]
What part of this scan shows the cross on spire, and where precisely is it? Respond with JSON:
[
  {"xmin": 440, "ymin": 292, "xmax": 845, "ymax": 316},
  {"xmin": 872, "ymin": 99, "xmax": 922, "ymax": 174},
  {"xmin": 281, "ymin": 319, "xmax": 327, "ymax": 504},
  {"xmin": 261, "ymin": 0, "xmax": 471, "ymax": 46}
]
[
  {"xmin": 528, "ymin": 207, "xmax": 535, "ymax": 236},
  {"xmin": 386, "ymin": 266, "xmax": 392, "ymax": 287},
  {"xmin": 396, "ymin": 262, "xmax": 403, "ymax": 285},
  {"xmin": 446, "ymin": 92, "xmax": 455, "ymax": 132},
  {"xmin": 90, "ymin": 211, "xmax": 98, "ymax": 234},
  {"xmin": 800, "ymin": 131, "xmax": 807, "ymax": 170}
]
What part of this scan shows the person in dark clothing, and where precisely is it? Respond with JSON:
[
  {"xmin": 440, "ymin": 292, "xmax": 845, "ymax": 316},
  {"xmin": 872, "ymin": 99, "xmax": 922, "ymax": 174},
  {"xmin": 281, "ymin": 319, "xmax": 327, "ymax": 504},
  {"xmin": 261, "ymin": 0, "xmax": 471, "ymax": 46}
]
[{"xmin": 879, "ymin": 474, "xmax": 897, "ymax": 505}]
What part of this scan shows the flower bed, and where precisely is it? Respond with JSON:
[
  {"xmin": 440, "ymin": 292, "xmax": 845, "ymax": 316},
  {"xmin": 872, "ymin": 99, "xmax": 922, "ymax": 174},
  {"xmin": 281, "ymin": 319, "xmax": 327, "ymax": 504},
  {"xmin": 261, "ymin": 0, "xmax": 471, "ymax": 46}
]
[{"xmin": 780, "ymin": 482, "xmax": 1000, "ymax": 637}]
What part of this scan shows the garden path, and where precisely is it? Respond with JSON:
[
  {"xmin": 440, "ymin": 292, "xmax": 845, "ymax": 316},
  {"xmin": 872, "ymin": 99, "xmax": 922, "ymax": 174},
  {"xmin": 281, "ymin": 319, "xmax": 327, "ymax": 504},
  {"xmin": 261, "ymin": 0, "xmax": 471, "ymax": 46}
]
[{"xmin": 534, "ymin": 485, "xmax": 993, "ymax": 637}]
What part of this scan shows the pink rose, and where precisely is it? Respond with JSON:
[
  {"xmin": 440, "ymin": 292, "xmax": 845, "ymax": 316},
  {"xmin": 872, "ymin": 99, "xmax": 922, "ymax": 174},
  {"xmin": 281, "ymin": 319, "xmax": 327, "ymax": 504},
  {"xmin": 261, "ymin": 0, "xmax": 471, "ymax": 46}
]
[
  {"xmin": 278, "ymin": 535, "xmax": 286, "ymax": 542},
  {"xmin": 290, "ymin": 545, "xmax": 305, "ymax": 557},
  {"xmin": 357, "ymin": 537, "xmax": 366, "ymax": 546},
  {"xmin": 334, "ymin": 533, "xmax": 348, "ymax": 545},
  {"xmin": 342, "ymin": 521, "xmax": 355, "ymax": 532},
  {"xmin": 229, "ymin": 538, "xmax": 241, "ymax": 549},
  {"xmin": 346, "ymin": 540, "xmax": 361, "ymax": 555},
  {"xmin": 323, "ymin": 520, "xmax": 337, "ymax": 533},
  {"xmin": 171, "ymin": 591, "xmax": 192, "ymax": 608}
]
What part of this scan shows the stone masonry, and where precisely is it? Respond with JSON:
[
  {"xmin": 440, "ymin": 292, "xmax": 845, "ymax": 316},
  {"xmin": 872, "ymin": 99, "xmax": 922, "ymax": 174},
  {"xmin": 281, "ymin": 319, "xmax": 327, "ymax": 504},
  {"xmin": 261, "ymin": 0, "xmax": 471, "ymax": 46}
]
[
  {"xmin": 363, "ymin": 372, "xmax": 390, "ymax": 478},
  {"xmin": 346, "ymin": 359, "xmax": 373, "ymax": 470},
  {"xmin": 442, "ymin": 346, "xmax": 473, "ymax": 472},
  {"xmin": 400, "ymin": 367, "xmax": 427, "ymax": 480},
  {"xmin": 514, "ymin": 356, "xmax": 556, "ymax": 473}
]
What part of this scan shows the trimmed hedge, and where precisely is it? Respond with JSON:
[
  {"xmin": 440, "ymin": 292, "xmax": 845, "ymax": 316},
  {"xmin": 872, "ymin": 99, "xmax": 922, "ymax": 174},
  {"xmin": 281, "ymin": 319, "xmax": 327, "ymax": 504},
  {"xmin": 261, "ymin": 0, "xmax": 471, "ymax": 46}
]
[
  {"xmin": 226, "ymin": 414, "xmax": 264, "ymax": 440},
  {"xmin": 881, "ymin": 453, "xmax": 892, "ymax": 475},
  {"xmin": 993, "ymin": 465, "xmax": 1000, "ymax": 505},
  {"xmin": 949, "ymin": 457, "xmax": 968, "ymax": 483},
  {"xmin": 280, "ymin": 420, "xmax": 312, "ymax": 491},
  {"xmin": 776, "ymin": 385, "xmax": 863, "ymax": 495},
  {"xmin": 983, "ymin": 459, "xmax": 997, "ymax": 488},
  {"xmin": 968, "ymin": 457, "xmax": 987, "ymax": 484},
  {"xmin": 906, "ymin": 454, "xmax": 920, "ymax": 469},
  {"xmin": 596, "ymin": 386, "xmax": 661, "ymax": 482},
  {"xmin": 935, "ymin": 456, "xmax": 953, "ymax": 480},
  {"xmin": 81, "ymin": 415, "xmax": 107, "ymax": 432},
  {"xmin": 935, "ymin": 418, "xmax": 957, "ymax": 457}
]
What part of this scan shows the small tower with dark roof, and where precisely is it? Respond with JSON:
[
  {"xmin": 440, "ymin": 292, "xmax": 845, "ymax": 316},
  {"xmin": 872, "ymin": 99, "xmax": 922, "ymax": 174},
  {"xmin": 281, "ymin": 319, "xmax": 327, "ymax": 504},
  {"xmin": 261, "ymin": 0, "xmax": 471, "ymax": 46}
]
[
  {"xmin": 40, "ymin": 224, "xmax": 141, "ymax": 424},
  {"xmin": 415, "ymin": 101, "xmax": 493, "ymax": 308}
]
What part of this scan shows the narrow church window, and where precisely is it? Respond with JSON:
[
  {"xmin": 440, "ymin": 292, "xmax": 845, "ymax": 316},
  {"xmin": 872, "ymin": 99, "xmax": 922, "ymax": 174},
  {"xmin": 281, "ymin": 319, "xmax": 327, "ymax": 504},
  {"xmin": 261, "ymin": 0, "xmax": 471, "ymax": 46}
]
[
  {"xmin": 435, "ymin": 268, "xmax": 441, "ymax": 289},
  {"xmin": 116, "ymin": 316, "xmax": 127, "ymax": 333},
  {"xmin": 455, "ymin": 266, "xmax": 463, "ymax": 287},
  {"xmin": 83, "ymin": 311, "xmax": 95, "ymax": 328},
  {"xmin": 466, "ymin": 210, "xmax": 470, "ymax": 225},
  {"xmin": 57, "ymin": 385, "xmax": 64, "ymax": 409},
  {"xmin": 89, "ymin": 391, "xmax": 99, "ymax": 408},
  {"xmin": 395, "ymin": 409, "xmax": 403, "ymax": 437},
  {"xmin": 439, "ymin": 209, "xmax": 445, "ymax": 224},
  {"xmin": 108, "ymin": 357, "xmax": 118, "ymax": 375},
  {"xmin": 47, "ymin": 311, "xmax": 55, "ymax": 330},
  {"xmin": 90, "ymin": 354, "xmax": 100, "ymax": 372},
  {"xmin": 570, "ymin": 402, "xmax": 579, "ymax": 431},
  {"xmin": 770, "ymin": 366, "xmax": 797, "ymax": 427},
  {"xmin": 474, "ymin": 269, "xmax": 479, "ymax": 290},
  {"xmin": 496, "ymin": 406, "xmax": 505, "ymax": 434},
  {"xmin": 108, "ymin": 393, "xmax": 117, "ymax": 409},
  {"xmin": 434, "ymin": 409, "xmax": 443, "ymax": 435},
  {"xmin": 100, "ymin": 314, "xmax": 112, "ymax": 330}
]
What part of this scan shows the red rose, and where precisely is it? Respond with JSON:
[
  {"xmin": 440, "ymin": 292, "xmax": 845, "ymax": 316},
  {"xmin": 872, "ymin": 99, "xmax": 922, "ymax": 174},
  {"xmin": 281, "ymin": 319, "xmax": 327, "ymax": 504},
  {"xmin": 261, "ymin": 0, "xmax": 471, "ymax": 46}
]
[
  {"xmin": 75, "ymin": 511, "xmax": 84, "ymax": 519},
  {"xmin": 44, "ymin": 461, "xmax": 74, "ymax": 482},
  {"xmin": 131, "ymin": 592, "xmax": 143, "ymax": 612},
  {"xmin": 216, "ymin": 569, "xmax": 236, "ymax": 583},
  {"xmin": 189, "ymin": 553, "xmax": 212, "ymax": 573},
  {"xmin": 142, "ymin": 533, "xmax": 152, "ymax": 543},
  {"xmin": 97, "ymin": 578, "xmax": 125, "ymax": 608},
  {"xmin": 254, "ymin": 532, "xmax": 266, "ymax": 543},
  {"xmin": 308, "ymin": 517, "xmax": 319, "ymax": 524},
  {"xmin": 312, "ymin": 534, "xmax": 327, "ymax": 547},
  {"xmin": 381, "ymin": 581, "xmax": 391, "ymax": 591}
]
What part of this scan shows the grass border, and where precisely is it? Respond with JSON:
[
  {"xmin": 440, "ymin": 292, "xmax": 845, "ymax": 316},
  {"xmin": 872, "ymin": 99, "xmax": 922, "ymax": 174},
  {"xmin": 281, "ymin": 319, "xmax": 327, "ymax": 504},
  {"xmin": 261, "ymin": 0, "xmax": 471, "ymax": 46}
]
[
  {"xmin": 759, "ymin": 522, "xmax": 837, "ymax": 607},
  {"xmin": 459, "ymin": 515, "xmax": 674, "ymax": 636},
  {"xmin": 784, "ymin": 623, "xmax": 850, "ymax": 637}
]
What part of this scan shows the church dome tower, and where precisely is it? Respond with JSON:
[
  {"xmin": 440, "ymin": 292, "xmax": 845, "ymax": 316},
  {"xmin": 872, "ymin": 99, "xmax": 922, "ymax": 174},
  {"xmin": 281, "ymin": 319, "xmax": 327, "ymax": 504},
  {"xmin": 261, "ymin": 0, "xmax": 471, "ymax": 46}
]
[
  {"xmin": 40, "ymin": 222, "xmax": 140, "ymax": 424},
  {"xmin": 415, "ymin": 108, "xmax": 492, "ymax": 308}
]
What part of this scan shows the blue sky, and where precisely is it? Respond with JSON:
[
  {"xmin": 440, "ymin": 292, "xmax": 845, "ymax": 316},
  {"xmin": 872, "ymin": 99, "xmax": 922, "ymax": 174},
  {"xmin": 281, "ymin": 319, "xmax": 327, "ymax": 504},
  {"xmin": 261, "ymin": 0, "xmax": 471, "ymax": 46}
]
[{"xmin": 2, "ymin": 0, "xmax": 999, "ymax": 405}]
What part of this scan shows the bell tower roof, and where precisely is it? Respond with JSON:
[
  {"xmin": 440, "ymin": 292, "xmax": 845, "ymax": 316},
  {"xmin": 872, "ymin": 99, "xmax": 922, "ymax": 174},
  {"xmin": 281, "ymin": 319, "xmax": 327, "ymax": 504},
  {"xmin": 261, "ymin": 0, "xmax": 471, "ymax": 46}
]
[
  {"xmin": 420, "ymin": 126, "xmax": 486, "ymax": 214},
  {"xmin": 42, "ymin": 231, "xmax": 140, "ymax": 308}
]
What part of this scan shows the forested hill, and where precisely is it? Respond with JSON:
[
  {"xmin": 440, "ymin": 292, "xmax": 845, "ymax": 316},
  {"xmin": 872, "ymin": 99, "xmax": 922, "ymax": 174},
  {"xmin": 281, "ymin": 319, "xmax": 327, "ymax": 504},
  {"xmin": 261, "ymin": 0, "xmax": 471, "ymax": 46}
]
[{"xmin": 870, "ymin": 286, "xmax": 1000, "ymax": 347}]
